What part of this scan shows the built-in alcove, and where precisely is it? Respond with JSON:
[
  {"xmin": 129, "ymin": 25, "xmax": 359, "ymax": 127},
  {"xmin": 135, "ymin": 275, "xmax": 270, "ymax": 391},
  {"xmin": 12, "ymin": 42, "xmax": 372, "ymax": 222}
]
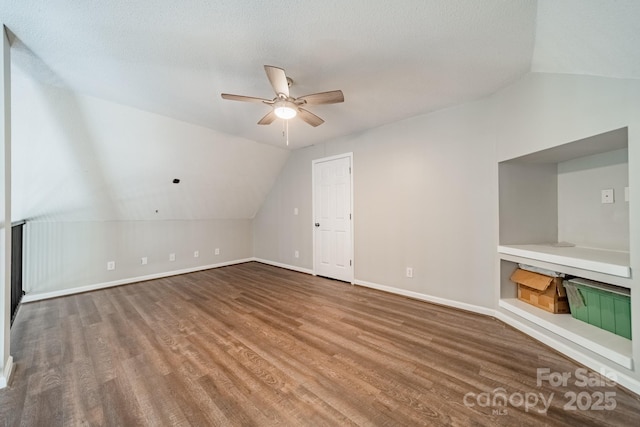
[
  {"xmin": 497, "ymin": 127, "xmax": 633, "ymax": 368},
  {"xmin": 499, "ymin": 127, "xmax": 630, "ymax": 280}
]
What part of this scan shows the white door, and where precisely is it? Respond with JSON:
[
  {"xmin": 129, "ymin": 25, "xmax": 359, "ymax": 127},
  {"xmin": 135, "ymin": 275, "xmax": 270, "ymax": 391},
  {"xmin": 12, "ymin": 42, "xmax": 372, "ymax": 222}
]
[{"xmin": 313, "ymin": 154, "xmax": 353, "ymax": 283}]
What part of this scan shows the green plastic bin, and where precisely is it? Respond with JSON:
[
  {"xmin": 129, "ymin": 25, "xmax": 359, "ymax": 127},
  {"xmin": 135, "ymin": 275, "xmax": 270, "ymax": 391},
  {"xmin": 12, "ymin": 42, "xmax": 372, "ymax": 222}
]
[{"xmin": 564, "ymin": 278, "xmax": 631, "ymax": 340}]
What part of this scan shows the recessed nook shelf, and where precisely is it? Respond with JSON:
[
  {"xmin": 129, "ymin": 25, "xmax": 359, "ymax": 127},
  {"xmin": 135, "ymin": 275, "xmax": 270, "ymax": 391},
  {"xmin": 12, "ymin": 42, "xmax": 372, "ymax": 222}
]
[
  {"xmin": 498, "ymin": 244, "xmax": 631, "ymax": 278},
  {"xmin": 499, "ymin": 298, "xmax": 632, "ymax": 369}
]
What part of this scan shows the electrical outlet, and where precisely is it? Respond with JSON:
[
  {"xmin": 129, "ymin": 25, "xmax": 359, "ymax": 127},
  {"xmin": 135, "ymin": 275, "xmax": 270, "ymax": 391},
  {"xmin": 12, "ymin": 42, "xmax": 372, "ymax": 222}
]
[
  {"xmin": 601, "ymin": 189, "xmax": 614, "ymax": 204},
  {"xmin": 294, "ymin": 208, "xmax": 299, "ymax": 215},
  {"xmin": 294, "ymin": 250, "xmax": 299, "ymax": 258},
  {"xmin": 215, "ymin": 248, "xmax": 220, "ymax": 255},
  {"xmin": 107, "ymin": 261, "xmax": 116, "ymax": 271},
  {"xmin": 194, "ymin": 250, "xmax": 199, "ymax": 258},
  {"xmin": 406, "ymin": 267, "xmax": 413, "ymax": 278},
  {"xmin": 141, "ymin": 257, "xmax": 148, "ymax": 265},
  {"xmin": 169, "ymin": 253, "xmax": 176, "ymax": 261}
]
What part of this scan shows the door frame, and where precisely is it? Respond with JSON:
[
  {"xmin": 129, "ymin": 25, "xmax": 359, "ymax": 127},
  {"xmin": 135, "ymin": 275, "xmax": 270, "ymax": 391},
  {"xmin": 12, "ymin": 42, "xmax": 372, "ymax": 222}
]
[{"xmin": 311, "ymin": 152, "xmax": 354, "ymax": 284}]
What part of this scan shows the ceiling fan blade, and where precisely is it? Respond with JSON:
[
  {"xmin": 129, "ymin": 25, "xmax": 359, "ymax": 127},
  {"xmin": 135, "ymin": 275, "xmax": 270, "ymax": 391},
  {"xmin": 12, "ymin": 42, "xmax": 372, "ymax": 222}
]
[
  {"xmin": 297, "ymin": 90, "xmax": 344, "ymax": 105},
  {"xmin": 221, "ymin": 93, "xmax": 271, "ymax": 103},
  {"xmin": 257, "ymin": 110, "xmax": 277, "ymax": 125},
  {"xmin": 297, "ymin": 108, "xmax": 324, "ymax": 127},
  {"xmin": 264, "ymin": 65, "xmax": 289, "ymax": 97}
]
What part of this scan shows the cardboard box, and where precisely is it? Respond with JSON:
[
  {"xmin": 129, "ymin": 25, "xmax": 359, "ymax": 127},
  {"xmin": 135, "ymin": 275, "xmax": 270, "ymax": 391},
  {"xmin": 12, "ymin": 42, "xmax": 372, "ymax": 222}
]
[{"xmin": 510, "ymin": 268, "xmax": 569, "ymax": 314}]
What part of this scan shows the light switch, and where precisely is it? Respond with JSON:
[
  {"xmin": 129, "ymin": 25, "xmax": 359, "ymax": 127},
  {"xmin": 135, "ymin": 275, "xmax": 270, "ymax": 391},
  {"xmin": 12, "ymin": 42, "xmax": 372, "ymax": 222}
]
[
  {"xmin": 294, "ymin": 208, "xmax": 299, "ymax": 215},
  {"xmin": 601, "ymin": 189, "xmax": 614, "ymax": 204}
]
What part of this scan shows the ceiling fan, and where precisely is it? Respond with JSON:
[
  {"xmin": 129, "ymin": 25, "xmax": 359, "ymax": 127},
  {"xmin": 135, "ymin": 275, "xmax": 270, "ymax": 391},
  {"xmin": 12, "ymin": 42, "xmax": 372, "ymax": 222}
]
[{"xmin": 221, "ymin": 65, "xmax": 344, "ymax": 127}]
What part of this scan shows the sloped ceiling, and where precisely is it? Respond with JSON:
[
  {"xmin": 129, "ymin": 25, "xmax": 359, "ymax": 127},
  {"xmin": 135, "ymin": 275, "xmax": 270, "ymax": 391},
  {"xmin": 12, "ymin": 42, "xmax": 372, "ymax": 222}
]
[
  {"xmin": 4, "ymin": 0, "xmax": 538, "ymax": 148},
  {"xmin": 3, "ymin": 0, "xmax": 640, "ymax": 222},
  {"xmin": 10, "ymin": 69, "xmax": 290, "ymax": 221}
]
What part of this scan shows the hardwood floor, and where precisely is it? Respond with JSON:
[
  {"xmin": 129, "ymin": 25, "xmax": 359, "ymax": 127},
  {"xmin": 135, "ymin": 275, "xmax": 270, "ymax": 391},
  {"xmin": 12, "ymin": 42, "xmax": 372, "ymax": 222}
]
[{"xmin": 1, "ymin": 262, "xmax": 639, "ymax": 426}]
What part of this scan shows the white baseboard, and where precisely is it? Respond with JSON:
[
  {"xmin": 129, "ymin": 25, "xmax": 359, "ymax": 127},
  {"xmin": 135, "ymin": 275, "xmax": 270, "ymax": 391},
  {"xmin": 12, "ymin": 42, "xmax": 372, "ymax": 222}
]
[
  {"xmin": 252, "ymin": 258, "xmax": 314, "ymax": 275},
  {"xmin": 354, "ymin": 279, "xmax": 496, "ymax": 317},
  {"xmin": 22, "ymin": 258, "xmax": 254, "ymax": 303},
  {"xmin": 0, "ymin": 356, "xmax": 14, "ymax": 389}
]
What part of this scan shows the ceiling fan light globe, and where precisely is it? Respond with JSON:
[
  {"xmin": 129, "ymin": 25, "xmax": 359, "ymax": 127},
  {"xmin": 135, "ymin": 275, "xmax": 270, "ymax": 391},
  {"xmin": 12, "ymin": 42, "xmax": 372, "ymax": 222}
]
[
  {"xmin": 274, "ymin": 106, "xmax": 297, "ymax": 119},
  {"xmin": 273, "ymin": 100, "xmax": 298, "ymax": 119}
]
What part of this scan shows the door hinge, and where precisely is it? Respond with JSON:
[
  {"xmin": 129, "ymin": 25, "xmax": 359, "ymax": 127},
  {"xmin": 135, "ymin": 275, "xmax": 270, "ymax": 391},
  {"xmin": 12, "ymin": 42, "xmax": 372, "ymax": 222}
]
[
  {"xmin": 349, "ymin": 166, "xmax": 351, "ymax": 174},
  {"xmin": 349, "ymin": 213, "xmax": 352, "ymax": 220},
  {"xmin": 350, "ymin": 260, "xmax": 352, "ymax": 266}
]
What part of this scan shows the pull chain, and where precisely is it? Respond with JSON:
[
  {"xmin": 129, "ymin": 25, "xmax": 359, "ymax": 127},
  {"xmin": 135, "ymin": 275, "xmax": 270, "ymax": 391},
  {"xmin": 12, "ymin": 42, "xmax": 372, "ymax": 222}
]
[{"xmin": 282, "ymin": 119, "xmax": 289, "ymax": 146}]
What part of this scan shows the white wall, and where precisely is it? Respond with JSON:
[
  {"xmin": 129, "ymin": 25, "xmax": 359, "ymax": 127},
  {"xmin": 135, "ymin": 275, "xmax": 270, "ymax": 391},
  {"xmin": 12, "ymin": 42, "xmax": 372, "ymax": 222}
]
[
  {"xmin": 254, "ymin": 99, "xmax": 498, "ymax": 309},
  {"xmin": 494, "ymin": 73, "xmax": 640, "ymax": 161},
  {"xmin": 558, "ymin": 148, "xmax": 629, "ymax": 251},
  {"xmin": 1, "ymin": 24, "xmax": 12, "ymax": 388},
  {"xmin": 253, "ymin": 145, "xmax": 319, "ymax": 270},
  {"xmin": 498, "ymin": 161, "xmax": 558, "ymax": 245},
  {"xmin": 24, "ymin": 219, "xmax": 252, "ymax": 297}
]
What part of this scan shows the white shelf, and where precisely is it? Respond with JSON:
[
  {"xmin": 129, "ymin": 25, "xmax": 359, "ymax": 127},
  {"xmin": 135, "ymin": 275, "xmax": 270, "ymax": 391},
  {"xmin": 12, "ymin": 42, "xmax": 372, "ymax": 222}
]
[
  {"xmin": 499, "ymin": 298, "xmax": 632, "ymax": 369},
  {"xmin": 498, "ymin": 244, "xmax": 630, "ymax": 278}
]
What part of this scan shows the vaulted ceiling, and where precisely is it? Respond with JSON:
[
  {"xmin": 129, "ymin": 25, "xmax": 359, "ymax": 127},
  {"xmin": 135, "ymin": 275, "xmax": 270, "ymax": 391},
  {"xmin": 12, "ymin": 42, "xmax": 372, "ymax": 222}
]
[
  {"xmin": 3, "ymin": 0, "xmax": 640, "ymax": 221},
  {"xmin": 6, "ymin": 0, "xmax": 540, "ymax": 148}
]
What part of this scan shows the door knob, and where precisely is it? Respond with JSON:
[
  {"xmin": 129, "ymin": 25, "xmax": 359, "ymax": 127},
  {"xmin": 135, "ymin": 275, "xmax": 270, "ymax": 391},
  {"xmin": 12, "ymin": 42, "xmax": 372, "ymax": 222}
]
[{"xmin": 315, "ymin": 223, "xmax": 320, "ymax": 227}]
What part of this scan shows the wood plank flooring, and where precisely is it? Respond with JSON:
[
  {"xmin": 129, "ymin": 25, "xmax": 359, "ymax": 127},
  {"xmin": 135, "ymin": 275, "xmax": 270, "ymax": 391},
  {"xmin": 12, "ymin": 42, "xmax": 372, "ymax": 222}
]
[{"xmin": 1, "ymin": 261, "xmax": 639, "ymax": 426}]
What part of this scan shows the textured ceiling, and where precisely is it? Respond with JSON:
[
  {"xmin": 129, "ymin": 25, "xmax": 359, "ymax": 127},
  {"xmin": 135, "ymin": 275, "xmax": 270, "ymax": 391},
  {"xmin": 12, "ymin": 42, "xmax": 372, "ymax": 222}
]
[
  {"xmin": 4, "ymin": 0, "xmax": 538, "ymax": 149},
  {"xmin": 532, "ymin": 0, "xmax": 640, "ymax": 79}
]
